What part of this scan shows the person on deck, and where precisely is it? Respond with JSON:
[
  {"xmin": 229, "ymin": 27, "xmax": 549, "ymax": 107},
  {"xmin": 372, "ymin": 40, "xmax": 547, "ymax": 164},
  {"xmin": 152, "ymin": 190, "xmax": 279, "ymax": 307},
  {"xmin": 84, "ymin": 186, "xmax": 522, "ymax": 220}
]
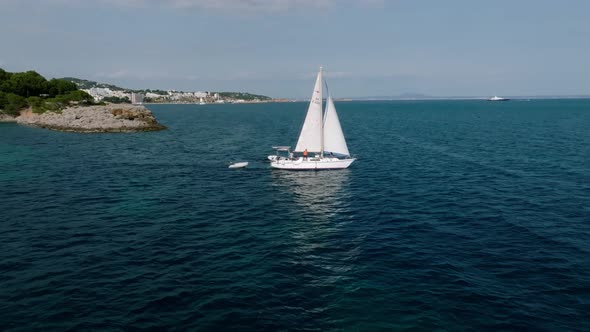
[{"xmin": 303, "ymin": 149, "xmax": 308, "ymax": 160}]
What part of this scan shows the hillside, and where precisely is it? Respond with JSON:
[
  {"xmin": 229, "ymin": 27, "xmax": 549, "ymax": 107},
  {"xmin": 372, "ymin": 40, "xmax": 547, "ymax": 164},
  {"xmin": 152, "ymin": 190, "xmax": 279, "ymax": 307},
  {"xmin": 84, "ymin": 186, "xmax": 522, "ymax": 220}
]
[
  {"xmin": 218, "ymin": 92, "xmax": 272, "ymax": 101},
  {"xmin": 61, "ymin": 77, "xmax": 272, "ymax": 101},
  {"xmin": 61, "ymin": 77, "xmax": 126, "ymax": 91}
]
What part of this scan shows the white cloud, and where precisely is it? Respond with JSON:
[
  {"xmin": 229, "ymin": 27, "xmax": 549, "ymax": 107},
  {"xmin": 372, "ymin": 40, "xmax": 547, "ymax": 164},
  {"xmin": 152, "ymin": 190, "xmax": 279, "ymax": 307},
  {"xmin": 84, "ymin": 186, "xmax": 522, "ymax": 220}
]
[
  {"xmin": 2, "ymin": 0, "xmax": 386, "ymax": 15},
  {"xmin": 42, "ymin": 0, "xmax": 380, "ymax": 11},
  {"xmin": 169, "ymin": 0, "xmax": 335, "ymax": 10},
  {"xmin": 113, "ymin": 0, "xmax": 333, "ymax": 10}
]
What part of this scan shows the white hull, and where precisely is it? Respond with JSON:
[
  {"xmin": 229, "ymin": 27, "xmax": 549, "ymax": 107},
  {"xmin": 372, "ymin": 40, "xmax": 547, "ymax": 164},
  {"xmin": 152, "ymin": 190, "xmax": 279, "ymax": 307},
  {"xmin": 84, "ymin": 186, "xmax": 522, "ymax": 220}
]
[
  {"xmin": 229, "ymin": 162, "xmax": 248, "ymax": 169},
  {"xmin": 271, "ymin": 157, "xmax": 355, "ymax": 170},
  {"xmin": 488, "ymin": 96, "xmax": 509, "ymax": 101}
]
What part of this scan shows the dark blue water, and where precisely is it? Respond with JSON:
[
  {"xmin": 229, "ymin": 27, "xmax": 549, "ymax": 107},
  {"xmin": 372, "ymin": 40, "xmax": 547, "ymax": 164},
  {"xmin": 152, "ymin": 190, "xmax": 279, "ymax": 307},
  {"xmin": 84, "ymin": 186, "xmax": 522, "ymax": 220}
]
[{"xmin": 1, "ymin": 100, "xmax": 589, "ymax": 330}]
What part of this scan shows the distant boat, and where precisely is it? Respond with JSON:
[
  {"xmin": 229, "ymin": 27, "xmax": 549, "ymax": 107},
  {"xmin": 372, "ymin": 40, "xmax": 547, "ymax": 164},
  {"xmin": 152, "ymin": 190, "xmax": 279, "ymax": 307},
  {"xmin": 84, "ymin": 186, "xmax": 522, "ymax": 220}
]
[
  {"xmin": 199, "ymin": 97, "xmax": 206, "ymax": 105},
  {"xmin": 488, "ymin": 96, "xmax": 510, "ymax": 101},
  {"xmin": 229, "ymin": 162, "xmax": 248, "ymax": 169},
  {"xmin": 269, "ymin": 67, "xmax": 355, "ymax": 170}
]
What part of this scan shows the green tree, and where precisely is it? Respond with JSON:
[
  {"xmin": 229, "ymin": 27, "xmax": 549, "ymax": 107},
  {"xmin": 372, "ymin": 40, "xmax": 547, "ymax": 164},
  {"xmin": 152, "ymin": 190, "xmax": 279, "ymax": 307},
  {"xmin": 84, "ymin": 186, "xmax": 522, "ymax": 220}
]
[
  {"xmin": 0, "ymin": 68, "xmax": 11, "ymax": 86},
  {"xmin": 0, "ymin": 92, "xmax": 7, "ymax": 110},
  {"xmin": 47, "ymin": 79, "xmax": 78, "ymax": 97},
  {"xmin": 26, "ymin": 96, "xmax": 45, "ymax": 113},
  {"xmin": 103, "ymin": 96, "xmax": 130, "ymax": 104},
  {"xmin": 0, "ymin": 69, "xmax": 101, "ymax": 113},
  {"xmin": 2, "ymin": 71, "xmax": 48, "ymax": 97},
  {"xmin": 3, "ymin": 93, "xmax": 27, "ymax": 115},
  {"xmin": 65, "ymin": 90, "xmax": 93, "ymax": 102}
]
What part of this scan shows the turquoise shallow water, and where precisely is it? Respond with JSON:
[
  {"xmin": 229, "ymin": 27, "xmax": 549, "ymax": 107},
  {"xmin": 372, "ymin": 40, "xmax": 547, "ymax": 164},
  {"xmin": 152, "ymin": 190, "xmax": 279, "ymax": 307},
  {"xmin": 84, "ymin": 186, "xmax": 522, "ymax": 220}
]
[{"xmin": 1, "ymin": 100, "xmax": 589, "ymax": 330}]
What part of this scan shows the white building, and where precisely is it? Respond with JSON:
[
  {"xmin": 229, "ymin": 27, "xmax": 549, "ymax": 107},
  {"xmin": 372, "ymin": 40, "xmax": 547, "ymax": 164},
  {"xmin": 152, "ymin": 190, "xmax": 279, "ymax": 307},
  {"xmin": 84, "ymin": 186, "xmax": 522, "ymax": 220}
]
[
  {"xmin": 83, "ymin": 87, "xmax": 131, "ymax": 101},
  {"xmin": 145, "ymin": 92, "xmax": 164, "ymax": 99},
  {"xmin": 131, "ymin": 92, "xmax": 144, "ymax": 105}
]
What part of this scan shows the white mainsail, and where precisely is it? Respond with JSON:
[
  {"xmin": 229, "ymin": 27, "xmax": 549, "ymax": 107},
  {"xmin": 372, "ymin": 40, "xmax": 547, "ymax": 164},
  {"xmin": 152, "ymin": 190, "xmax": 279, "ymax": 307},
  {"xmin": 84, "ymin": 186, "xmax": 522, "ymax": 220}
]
[
  {"xmin": 294, "ymin": 68, "xmax": 323, "ymax": 152},
  {"xmin": 323, "ymin": 96, "xmax": 350, "ymax": 156}
]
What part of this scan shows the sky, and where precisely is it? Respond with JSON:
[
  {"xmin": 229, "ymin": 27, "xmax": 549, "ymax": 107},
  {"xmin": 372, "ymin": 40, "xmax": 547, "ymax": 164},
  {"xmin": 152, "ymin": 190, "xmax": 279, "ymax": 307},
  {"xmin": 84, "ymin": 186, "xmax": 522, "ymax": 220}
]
[{"xmin": 1, "ymin": 0, "xmax": 589, "ymax": 98}]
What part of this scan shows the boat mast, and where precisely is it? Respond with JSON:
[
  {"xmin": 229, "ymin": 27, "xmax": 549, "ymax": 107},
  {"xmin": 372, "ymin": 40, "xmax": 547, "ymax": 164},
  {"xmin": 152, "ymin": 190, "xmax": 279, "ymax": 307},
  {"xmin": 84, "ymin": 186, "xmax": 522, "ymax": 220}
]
[{"xmin": 319, "ymin": 66, "xmax": 324, "ymax": 158}]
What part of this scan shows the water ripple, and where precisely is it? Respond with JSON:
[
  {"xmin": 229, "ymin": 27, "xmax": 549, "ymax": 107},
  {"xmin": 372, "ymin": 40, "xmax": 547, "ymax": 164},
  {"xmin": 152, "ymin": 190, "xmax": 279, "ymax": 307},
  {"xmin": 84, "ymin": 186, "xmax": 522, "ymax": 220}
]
[{"xmin": 1, "ymin": 100, "xmax": 589, "ymax": 330}]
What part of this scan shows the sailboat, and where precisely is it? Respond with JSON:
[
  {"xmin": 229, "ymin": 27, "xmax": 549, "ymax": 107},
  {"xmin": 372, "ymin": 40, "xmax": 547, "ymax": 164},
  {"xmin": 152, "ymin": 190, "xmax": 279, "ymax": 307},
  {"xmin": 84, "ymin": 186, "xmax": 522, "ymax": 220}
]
[
  {"xmin": 199, "ymin": 97, "xmax": 206, "ymax": 105},
  {"xmin": 270, "ymin": 67, "xmax": 355, "ymax": 170}
]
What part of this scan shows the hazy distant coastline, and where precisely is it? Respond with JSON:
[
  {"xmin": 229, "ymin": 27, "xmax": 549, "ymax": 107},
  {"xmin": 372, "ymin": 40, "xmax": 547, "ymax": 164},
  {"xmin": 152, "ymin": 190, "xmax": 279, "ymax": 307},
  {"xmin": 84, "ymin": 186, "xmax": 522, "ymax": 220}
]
[
  {"xmin": 271, "ymin": 95, "xmax": 590, "ymax": 102},
  {"xmin": 64, "ymin": 77, "xmax": 272, "ymax": 105},
  {"xmin": 342, "ymin": 94, "xmax": 590, "ymax": 101}
]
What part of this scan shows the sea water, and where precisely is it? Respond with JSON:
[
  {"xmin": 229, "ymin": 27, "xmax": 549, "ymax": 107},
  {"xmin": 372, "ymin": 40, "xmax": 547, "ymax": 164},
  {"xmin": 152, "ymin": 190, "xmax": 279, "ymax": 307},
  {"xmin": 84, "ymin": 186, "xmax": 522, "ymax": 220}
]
[{"xmin": 1, "ymin": 100, "xmax": 589, "ymax": 330}]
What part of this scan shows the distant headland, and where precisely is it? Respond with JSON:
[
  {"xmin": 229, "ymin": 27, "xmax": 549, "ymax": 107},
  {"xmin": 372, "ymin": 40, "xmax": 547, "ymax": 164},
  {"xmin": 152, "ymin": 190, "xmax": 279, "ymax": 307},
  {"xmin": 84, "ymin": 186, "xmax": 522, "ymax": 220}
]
[
  {"xmin": 63, "ymin": 77, "xmax": 273, "ymax": 104},
  {"xmin": 0, "ymin": 68, "xmax": 166, "ymax": 132},
  {"xmin": 1, "ymin": 68, "xmax": 282, "ymax": 132}
]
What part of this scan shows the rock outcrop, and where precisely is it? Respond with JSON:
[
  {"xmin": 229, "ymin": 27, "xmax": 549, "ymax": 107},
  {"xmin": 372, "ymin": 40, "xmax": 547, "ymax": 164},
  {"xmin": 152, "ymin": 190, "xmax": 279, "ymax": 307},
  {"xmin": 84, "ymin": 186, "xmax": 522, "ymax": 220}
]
[
  {"xmin": 16, "ymin": 104, "xmax": 166, "ymax": 133},
  {"xmin": 0, "ymin": 113, "xmax": 17, "ymax": 122}
]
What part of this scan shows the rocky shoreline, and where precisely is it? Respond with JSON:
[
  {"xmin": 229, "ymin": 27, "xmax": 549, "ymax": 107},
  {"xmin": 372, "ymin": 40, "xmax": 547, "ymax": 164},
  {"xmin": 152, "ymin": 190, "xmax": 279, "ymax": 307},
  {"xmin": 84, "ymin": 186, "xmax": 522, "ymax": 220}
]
[
  {"xmin": 0, "ymin": 113, "xmax": 17, "ymax": 122},
  {"xmin": 5, "ymin": 104, "xmax": 166, "ymax": 133}
]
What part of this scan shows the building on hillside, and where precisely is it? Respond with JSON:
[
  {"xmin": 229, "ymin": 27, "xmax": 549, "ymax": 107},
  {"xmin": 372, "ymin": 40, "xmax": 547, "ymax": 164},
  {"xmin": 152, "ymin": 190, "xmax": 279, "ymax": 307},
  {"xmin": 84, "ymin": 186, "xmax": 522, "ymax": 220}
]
[
  {"xmin": 83, "ymin": 87, "xmax": 130, "ymax": 101},
  {"xmin": 131, "ymin": 92, "xmax": 144, "ymax": 105},
  {"xmin": 145, "ymin": 92, "xmax": 163, "ymax": 98}
]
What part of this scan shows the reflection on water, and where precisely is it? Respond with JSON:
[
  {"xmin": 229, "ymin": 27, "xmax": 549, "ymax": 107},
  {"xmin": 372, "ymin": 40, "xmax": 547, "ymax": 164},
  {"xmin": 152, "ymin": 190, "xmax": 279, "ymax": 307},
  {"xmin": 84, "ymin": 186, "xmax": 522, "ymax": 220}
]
[
  {"xmin": 271, "ymin": 170, "xmax": 352, "ymax": 218},
  {"xmin": 271, "ymin": 170, "xmax": 359, "ymax": 279}
]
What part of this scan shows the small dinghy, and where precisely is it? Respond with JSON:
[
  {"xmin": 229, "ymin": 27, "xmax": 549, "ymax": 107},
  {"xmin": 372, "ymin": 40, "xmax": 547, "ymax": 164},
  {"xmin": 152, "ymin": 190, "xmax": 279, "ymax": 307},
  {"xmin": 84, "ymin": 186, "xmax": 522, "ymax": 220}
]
[{"xmin": 229, "ymin": 162, "xmax": 249, "ymax": 169}]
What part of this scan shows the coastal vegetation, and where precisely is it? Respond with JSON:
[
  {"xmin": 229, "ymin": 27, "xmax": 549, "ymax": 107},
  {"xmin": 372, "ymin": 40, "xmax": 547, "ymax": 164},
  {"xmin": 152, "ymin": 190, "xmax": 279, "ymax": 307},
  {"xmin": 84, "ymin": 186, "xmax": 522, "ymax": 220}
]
[
  {"xmin": 102, "ymin": 96, "xmax": 131, "ymax": 104},
  {"xmin": 0, "ymin": 69, "xmax": 94, "ymax": 116},
  {"xmin": 217, "ymin": 92, "xmax": 272, "ymax": 101},
  {"xmin": 0, "ymin": 70, "xmax": 165, "ymax": 132}
]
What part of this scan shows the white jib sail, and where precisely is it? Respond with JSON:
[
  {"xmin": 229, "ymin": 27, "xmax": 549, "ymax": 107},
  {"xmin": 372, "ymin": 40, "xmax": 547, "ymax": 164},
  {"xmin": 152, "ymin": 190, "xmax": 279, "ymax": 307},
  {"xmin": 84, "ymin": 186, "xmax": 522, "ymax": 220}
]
[
  {"xmin": 323, "ymin": 96, "xmax": 350, "ymax": 156},
  {"xmin": 294, "ymin": 69, "xmax": 323, "ymax": 152}
]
